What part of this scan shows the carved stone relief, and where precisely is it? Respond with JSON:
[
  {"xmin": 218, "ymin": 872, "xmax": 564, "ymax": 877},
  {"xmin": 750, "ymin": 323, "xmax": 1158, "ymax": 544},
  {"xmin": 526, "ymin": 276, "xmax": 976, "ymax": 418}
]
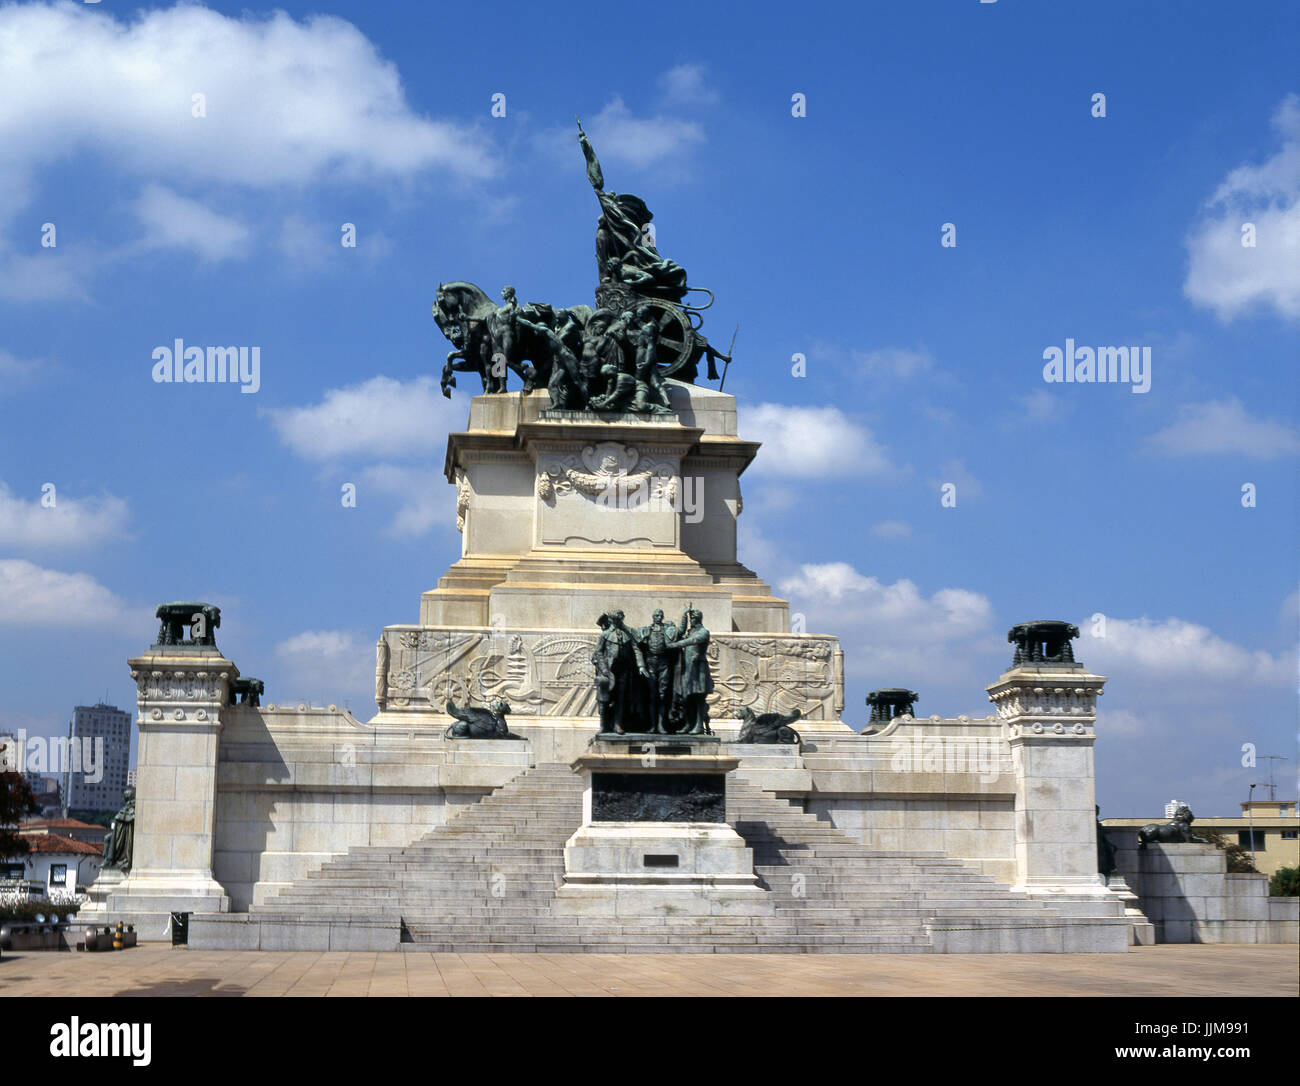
[{"xmin": 377, "ymin": 627, "xmax": 839, "ymax": 720}]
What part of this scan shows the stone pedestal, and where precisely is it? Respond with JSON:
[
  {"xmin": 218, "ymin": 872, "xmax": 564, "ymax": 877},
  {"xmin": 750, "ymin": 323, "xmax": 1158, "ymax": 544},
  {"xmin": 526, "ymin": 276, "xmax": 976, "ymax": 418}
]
[
  {"xmin": 79, "ymin": 867, "xmax": 125, "ymax": 920},
  {"xmin": 554, "ymin": 747, "xmax": 769, "ymax": 916},
  {"xmin": 84, "ymin": 646, "xmax": 235, "ymax": 936},
  {"xmin": 987, "ymin": 658, "xmax": 1117, "ymax": 903},
  {"xmin": 1110, "ymin": 839, "xmax": 1299, "ymax": 944},
  {"xmin": 421, "ymin": 383, "xmax": 789, "ymax": 634}
]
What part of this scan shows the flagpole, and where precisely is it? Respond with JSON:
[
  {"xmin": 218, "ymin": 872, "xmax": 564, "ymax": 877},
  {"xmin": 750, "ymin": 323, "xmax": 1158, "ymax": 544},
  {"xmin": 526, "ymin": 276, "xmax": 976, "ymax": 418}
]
[{"xmin": 718, "ymin": 325, "xmax": 739, "ymax": 391}]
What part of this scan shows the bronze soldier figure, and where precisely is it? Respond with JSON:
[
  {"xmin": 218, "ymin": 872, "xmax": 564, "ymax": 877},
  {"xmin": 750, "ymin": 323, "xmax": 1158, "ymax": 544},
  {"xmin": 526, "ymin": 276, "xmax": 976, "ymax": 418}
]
[
  {"xmin": 665, "ymin": 608, "xmax": 714, "ymax": 735},
  {"xmin": 636, "ymin": 608, "xmax": 680, "ymax": 733},
  {"xmin": 591, "ymin": 609, "xmax": 648, "ymax": 733}
]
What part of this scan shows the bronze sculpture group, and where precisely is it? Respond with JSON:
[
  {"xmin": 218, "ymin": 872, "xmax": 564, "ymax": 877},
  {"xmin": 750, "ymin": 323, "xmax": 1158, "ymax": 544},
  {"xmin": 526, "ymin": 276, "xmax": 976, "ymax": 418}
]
[
  {"xmin": 432, "ymin": 122, "xmax": 732, "ymax": 411},
  {"xmin": 591, "ymin": 607, "xmax": 714, "ymax": 735}
]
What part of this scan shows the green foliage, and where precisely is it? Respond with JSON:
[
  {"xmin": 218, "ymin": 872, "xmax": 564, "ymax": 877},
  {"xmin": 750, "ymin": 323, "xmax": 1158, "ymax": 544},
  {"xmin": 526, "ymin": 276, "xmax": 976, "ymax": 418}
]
[
  {"xmin": 1269, "ymin": 866, "xmax": 1300, "ymax": 897},
  {"xmin": 0, "ymin": 897, "xmax": 81, "ymax": 922},
  {"xmin": 66, "ymin": 809, "xmax": 115, "ymax": 829},
  {"xmin": 0, "ymin": 772, "xmax": 39, "ymax": 860},
  {"xmin": 1198, "ymin": 829, "xmax": 1259, "ymax": 873}
]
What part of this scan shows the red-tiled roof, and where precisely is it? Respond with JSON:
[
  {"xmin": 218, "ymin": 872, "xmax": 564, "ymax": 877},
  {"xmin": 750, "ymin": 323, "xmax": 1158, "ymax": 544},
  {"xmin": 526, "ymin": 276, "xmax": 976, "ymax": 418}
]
[
  {"xmin": 20, "ymin": 818, "xmax": 103, "ymax": 831},
  {"xmin": 20, "ymin": 833, "xmax": 103, "ymax": 856}
]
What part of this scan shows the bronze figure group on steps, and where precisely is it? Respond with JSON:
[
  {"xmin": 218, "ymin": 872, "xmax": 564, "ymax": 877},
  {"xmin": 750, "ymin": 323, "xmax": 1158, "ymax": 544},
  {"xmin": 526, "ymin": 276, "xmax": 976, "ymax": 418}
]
[{"xmin": 591, "ymin": 607, "xmax": 714, "ymax": 736}]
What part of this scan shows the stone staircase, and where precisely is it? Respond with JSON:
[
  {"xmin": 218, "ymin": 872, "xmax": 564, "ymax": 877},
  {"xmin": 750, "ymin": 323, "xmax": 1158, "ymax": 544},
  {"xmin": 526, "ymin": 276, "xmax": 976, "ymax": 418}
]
[
  {"xmin": 726, "ymin": 777, "xmax": 1069, "ymax": 946},
  {"xmin": 244, "ymin": 762, "xmax": 1104, "ymax": 953}
]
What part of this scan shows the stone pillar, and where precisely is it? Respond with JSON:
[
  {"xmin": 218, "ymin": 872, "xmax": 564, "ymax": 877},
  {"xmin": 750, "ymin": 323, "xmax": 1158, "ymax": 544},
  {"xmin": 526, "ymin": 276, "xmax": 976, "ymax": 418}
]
[
  {"xmin": 987, "ymin": 621, "xmax": 1111, "ymax": 899},
  {"xmin": 83, "ymin": 603, "xmax": 235, "ymax": 934}
]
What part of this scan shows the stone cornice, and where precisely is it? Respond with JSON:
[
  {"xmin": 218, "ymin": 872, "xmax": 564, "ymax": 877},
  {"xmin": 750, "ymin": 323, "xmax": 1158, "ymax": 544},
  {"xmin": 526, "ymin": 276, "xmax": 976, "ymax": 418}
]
[{"xmin": 129, "ymin": 654, "xmax": 239, "ymax": 728}]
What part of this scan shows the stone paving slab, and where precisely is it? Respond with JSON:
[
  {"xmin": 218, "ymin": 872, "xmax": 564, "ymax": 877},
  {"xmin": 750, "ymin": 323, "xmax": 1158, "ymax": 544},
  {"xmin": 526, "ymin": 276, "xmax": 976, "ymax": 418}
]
[{"xmin": 0, "ymin": 944, "xmax": 1295, "ymax": 997}]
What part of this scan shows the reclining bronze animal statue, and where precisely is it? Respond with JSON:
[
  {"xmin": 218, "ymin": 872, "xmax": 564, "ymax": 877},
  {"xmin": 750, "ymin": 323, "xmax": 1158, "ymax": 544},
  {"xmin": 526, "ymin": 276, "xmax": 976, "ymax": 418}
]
[{"xmin": 1138, "ymin": 803, "xmax": 1204, "ymax": 846}]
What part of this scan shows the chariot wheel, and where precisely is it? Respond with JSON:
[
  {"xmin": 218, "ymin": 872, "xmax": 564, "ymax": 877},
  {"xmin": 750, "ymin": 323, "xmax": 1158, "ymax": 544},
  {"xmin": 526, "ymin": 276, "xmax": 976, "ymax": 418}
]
[{"xmin": 640, "ymin": 297, "xmax": 697, "ymax": 377}]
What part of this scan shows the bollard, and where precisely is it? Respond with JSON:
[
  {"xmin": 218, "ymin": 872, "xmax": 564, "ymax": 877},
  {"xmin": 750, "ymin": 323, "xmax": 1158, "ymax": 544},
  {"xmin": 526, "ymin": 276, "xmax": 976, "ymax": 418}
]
[{"xmin": 113, "ymin": 921, "xmax": 124, "ymax": 950}]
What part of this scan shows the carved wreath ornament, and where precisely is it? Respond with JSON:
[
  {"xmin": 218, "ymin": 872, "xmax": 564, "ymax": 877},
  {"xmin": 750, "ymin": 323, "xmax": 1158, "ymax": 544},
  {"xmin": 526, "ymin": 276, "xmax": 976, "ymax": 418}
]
[{"xmin": 537, "ymin": 442, "xmax": 676, "ymax": 506}]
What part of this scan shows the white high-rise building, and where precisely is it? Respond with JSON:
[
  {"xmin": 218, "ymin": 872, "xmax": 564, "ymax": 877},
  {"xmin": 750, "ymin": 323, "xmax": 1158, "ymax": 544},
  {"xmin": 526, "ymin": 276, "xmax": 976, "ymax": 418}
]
[{"xmin": 64, "ymin": 703, "xmax": 131, "ymax": 813}]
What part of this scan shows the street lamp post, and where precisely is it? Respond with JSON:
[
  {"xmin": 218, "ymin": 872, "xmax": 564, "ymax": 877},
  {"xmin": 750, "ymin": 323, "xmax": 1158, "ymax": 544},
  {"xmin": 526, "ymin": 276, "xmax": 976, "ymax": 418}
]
[{"xmin": 1248, "ymin": 783, "xmax": 1258, "ymax": 870}]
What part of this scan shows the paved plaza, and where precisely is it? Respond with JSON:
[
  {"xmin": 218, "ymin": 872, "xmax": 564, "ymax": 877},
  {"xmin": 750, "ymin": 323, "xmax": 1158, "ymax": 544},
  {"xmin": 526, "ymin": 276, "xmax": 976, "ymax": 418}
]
[{"xmin": 1, "ymin": 944, "xmax": 1294, "ymax": 998}]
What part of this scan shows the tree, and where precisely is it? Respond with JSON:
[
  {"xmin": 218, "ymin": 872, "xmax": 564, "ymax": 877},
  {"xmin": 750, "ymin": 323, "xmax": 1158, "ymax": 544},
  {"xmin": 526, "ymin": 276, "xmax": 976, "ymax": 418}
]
[
  {"xmin": 67, "ymin": 808, "xmax": 114, "ymax": 829},
  {"xmin": 1198, "ymin": 829, "xmax": 1259, "ymax": 873},
  {"xmin": 1269, "ymin": 866, "xmax": 1299, "ymax": 897},
  {"xmin": 0, "ymin": 771, "xmax": 39, "ymax": 860}
]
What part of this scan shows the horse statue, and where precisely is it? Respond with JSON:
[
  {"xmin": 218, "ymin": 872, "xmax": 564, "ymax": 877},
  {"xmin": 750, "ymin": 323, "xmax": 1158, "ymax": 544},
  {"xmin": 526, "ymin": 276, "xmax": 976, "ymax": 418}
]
[
  {"xmin": 1138, "ymin": 804, "xmax": 1204, "ymax": 846},
  {"xmin": 433, "ymin": 281, "xmax": 590, "ymax": 407},
  {"xmin": 735, "ymin": 706, "xmax": 803, "ymax": 746}
]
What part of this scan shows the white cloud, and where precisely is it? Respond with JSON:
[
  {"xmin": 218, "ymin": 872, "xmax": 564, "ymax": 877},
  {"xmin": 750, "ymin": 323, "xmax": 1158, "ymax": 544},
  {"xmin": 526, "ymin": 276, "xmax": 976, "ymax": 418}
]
[
  {"xmin": 0, "ymin": 559, "xmax": 132, "ymax": 627},
  {"xmin": 658, "ymin": 64, "xmax": 719, "ymax": 108},
  {"xmin": 0, "ymin": 4, "xmax": 493, "ymax": 194},
  {"xmin": 781, "ymin": 564, "xmax": 993, "ymax": 638},
  {"xmin": 852, "ymin": 347, "xmax": 934, "ymax": 378},
  {"xmin": 275, "ymin": 629, "xmax": 374, "ymax": 706},
  {"xmin": 1081, "ymin": 604, "xmax": 1297, "ymax": 813},
  {"xmin": 360, "ymin": 464, "xmax": 450, "ymax": 539},
  {"xmin": 736, "ymin": 517, "xmax": 780, "ymax": 575},
  {"xmin": 0, "ymin": 3, "xmax": 494, "ymax": 296},
  {"xmin": 1281, "ymin": 586, "xmax": 1299, "ymax": 635},
  {"xmin": 1146, "ymin": 397, "xmax": 1300, "ymax": 459},
  {"xmin": 778, "ymin": 562, "xmax": 998, "ymax": 701},
  {"xmin": 580, "ymin": 97, "xmax": 705, "ymax": 168},
  {"xmin": 1080, "ymin": 615, "xmax": 1292, "ymax": 688},
  {"xmin": 0, "ymin": 482, "xmax": 129, "ymax": 548},
  {"xmin": 1016, "ymin": 388, "xmax": 1066, "ymax": 423},
  {"xmin": 265, "ymin": 375, "xmax": 461, "ymax": 462},
  {"xmin": 133, "ymin": 183, "xmax": 250, "ymax": 261},
  {"xmin": 872, "ymin": 520, "xmax": 913, "ymax": 540},
  {"xmin": 1098, "ymin": 708, "xmax": 1146, "ymax": 737},
  {"xmin": 933, "ymin": 458, "xmax": 983, "ymax": 501},
  {"xmin": 1184, "ymin": 94, "xmax": 1300, "ymax": 321},
  {"xmin": 278, "ymin": 214, "xmax": 340, "ymax": 269},
  {"xmin": 0, "ymin": 247, "xmax": 93, "ymax": 302},
  {"xmin": 742, "ymin": 404, "xmax": 892, "ymax": 478},
  {"xmin": 278, "ymin": 214, "xmax": 394, "ymax": 271},
  {"xmin": 0, "ymin": 349, "xmax": 41, "ymax": 387}
]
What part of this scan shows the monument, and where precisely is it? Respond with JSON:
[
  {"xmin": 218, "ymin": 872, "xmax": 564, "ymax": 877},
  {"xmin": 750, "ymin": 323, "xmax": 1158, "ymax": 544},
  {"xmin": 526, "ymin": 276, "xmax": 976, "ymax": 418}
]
[{"xmin": 88, "ymin": 123, "xmax": 1139, "ymax": 953}]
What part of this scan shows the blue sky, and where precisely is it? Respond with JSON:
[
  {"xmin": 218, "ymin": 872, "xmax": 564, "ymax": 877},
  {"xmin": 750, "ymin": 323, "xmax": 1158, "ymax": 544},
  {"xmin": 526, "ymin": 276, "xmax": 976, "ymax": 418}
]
[{"xmin": 0, "ymin": 0, "xmax": 1296, "ymax": 815}]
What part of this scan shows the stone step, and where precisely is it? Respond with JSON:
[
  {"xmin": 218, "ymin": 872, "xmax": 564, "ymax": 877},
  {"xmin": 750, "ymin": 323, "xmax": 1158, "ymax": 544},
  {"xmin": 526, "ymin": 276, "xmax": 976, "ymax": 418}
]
[
  {"xmin": 405, "ymin": 943, "xmax": 935, "ymax": 954},
  {"xmin": 250, "ymin": 762, "xmax": 1063, "ymax": 952}
]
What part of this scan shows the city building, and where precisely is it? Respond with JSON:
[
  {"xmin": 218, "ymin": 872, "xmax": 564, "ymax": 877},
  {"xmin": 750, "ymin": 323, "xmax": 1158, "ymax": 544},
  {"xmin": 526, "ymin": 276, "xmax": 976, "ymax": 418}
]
[
  {"xmin": 1104, "ymin": 799, "xmax": 1300, "ymax": 877},
  {"xmin": 24, "ymin": 773, "xmax": 63, "ymax": 817},
  {"xmin": 6, "ymin": 831, "xmax": 103, "ymax": 896},
  {"xmin": 63, "ymin": 702, "xmax": 131, "ymax": 814}
]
